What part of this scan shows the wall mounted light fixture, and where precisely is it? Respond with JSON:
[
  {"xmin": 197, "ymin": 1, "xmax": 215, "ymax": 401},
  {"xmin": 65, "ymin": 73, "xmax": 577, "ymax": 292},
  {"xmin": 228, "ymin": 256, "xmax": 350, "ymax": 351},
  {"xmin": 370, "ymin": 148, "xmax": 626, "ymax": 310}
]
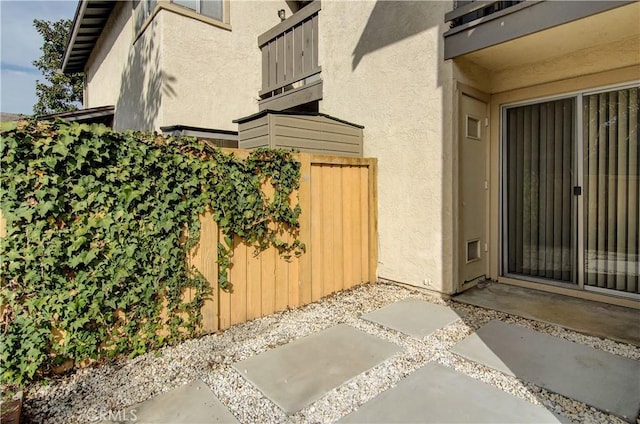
[{"xmin": 278, "ymin": 9, "xmax": 286, "ymax": 21}]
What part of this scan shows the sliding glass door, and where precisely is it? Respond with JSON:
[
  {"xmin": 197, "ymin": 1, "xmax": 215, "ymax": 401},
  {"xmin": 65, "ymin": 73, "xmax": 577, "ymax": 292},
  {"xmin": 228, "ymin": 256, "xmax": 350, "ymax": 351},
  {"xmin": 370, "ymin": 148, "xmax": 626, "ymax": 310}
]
[
  {"xmin": 503, "ymin": 85, "xmax": 639, "ymax": 297},
  {"xmin": 583, "ymin": 87, "xmax": 639, "ymax": 294},
  {"xmin": 504, "ymin": 98, "xmax": 575, "ymax": 284}
]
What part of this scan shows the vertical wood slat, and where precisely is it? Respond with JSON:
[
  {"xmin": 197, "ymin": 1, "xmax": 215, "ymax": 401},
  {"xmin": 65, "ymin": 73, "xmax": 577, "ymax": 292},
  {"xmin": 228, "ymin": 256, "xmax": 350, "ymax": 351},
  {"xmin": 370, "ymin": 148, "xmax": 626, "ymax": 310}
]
[
  {"xmin": 303, "ymin": 16, "xmax": 313, "ymax": 72},
  {"xmin": 268, "ymin": 41, "xmax": 277, "ymax": 90},
  {"xmin": 261, "ymin": 245, "xmax": 276, "ymax": 316},
  {"xmin": 218, "ymin": 227, "xmax": 232, "ymax": 330},
  {"xmin": 285, "ymin": 29, "xmax": 294, "ymax": 82},
  {"xmin": 274, "ymin": 244, "xmax": 289, "ymax": 312},
  {"xmin": 333, "ymin": 167, "xmax": 344, "ymax": 293},
  {"xmin": 321, "ymin": 165, "xmax": 335, "ymax": 296},
  {"xmin": 293, "ymin": 24, "xmax": 303, "ymax": 78},
  {"xmin": 229, "ymin": 236, "xmax": 248, "ymax": 326},
  {"xmin": 311, "ymin": 164, "xmax": 323, "ymax": 301},
  {"xmin": 298, "ymin": 153, "xmax": 313, "ymax": 304},
  {"xmin": 311, "ymin": 14, "xmax": 319, "ymax": 69},
  {"xmin": 261, "ymin": 46, "xmax": 269, "ymax": 93},
  {"xmin": 342, "ymin": 167, "xmax": 355, "ymax": 288},
  {"xmin": 362, "ymin": 167, "xmax": 371, "ymax": 283},
  {"xmin": 246, "ymin": 247, "xmax": 262, "ymax": 320},
  {"xmin": 189, "ymin": 211, "xmax": 219, "ymax": 334},
  {"xmin": 276, "ymin": 36, "xmax": 285, "ymax": 87}
]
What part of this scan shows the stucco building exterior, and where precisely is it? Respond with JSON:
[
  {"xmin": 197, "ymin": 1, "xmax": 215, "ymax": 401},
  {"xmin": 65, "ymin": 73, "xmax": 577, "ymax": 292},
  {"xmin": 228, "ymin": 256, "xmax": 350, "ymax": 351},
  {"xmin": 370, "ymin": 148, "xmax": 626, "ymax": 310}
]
[{"xmin": 63, "ymin": 0, "xmax": 639, "ymax": 308}]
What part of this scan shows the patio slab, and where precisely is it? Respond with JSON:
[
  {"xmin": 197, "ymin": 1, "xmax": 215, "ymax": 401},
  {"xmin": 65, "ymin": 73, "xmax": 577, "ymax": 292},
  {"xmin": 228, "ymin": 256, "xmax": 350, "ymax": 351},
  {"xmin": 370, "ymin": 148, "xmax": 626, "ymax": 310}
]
[
  {"xmin": 109, "ymin": 379, "xmax": 239, "ymax": 423},
  {"xmin": 339, "ymin": 362, "xmax": 570, "ymax": 423},
  {"xmin": 452, "ymin": 283, "xmax": 640, "ymax": 346},
  {"xmin": 232, "ymin": 324, "xmax": 401, "ymax": 414},
  {"xmin": 362, "ymin": 298, "xmax": 462, "ymax": 338},
  {"xmin": 451, "ymin": 320, "xmax": 640, "ymax": 422}
]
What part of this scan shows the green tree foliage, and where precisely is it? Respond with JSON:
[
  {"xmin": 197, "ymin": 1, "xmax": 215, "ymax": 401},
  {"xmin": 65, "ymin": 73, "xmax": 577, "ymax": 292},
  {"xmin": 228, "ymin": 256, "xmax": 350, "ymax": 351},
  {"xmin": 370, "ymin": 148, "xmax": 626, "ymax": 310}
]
[
  {"xmin": 0, "ymin": 120, "xmax": 303, "ymax": 385},
  {"xmin": 32, "ymin": 19, "xmax": 83, "ymax": 116}
]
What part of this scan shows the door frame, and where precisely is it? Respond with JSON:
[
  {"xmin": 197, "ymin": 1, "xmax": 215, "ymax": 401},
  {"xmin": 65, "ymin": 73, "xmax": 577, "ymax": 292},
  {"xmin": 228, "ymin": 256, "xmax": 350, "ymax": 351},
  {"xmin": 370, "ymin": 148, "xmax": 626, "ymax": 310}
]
[
  {"xmin": 455, "ymin": 82, "xmax": 491, "ymax": 294},
  {"xmin": 498, "ymin": 82, "xmax": 640, "ymax": 301}
]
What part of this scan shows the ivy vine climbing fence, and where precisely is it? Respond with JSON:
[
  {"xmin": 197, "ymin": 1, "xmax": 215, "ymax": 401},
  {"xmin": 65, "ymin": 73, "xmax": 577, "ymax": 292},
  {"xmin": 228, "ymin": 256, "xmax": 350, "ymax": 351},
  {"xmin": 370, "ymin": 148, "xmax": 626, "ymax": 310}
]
[{"xmin": 0, "ymin": 120, "xmax": 377, "ymax": 384}]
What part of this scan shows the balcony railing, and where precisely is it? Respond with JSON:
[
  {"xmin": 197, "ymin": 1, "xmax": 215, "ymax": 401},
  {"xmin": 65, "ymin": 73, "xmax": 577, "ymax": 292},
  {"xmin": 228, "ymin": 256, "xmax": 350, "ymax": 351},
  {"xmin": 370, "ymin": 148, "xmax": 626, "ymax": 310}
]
[
  {"xmin": 257, "ymin": 1, "xmax": 322, "ymax": 111},
  {"xmin": 446, "ymin": 1, "xmax": 525, "ymax": 29}
]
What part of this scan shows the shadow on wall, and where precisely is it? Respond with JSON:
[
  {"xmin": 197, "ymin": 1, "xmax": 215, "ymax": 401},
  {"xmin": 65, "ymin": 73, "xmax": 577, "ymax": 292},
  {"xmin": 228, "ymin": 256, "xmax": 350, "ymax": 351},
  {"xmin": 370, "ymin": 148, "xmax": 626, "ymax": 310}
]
[
  {"xmin": 115, "ymin": 14, "xmax": 177, "ymax": 131},
  {"xmin": 352, "ymin": 1, "xmax": 442, "ymax": 71}
]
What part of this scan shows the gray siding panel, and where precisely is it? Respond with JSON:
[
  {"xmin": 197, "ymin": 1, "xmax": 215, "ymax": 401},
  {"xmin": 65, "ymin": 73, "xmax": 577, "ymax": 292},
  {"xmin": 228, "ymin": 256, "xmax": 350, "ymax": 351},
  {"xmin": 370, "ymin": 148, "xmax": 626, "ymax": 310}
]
[{"xmin": 237, "ymin": 112, "xmax": 363, "ymax": 157}]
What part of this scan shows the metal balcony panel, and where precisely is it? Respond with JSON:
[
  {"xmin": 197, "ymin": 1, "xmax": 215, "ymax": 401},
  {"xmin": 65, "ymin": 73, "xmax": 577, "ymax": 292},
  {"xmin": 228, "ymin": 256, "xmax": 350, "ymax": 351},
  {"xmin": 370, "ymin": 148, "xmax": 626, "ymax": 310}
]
[{"xmin": 444, "ymin": 1, "xmax": 634, "ymax": 60}]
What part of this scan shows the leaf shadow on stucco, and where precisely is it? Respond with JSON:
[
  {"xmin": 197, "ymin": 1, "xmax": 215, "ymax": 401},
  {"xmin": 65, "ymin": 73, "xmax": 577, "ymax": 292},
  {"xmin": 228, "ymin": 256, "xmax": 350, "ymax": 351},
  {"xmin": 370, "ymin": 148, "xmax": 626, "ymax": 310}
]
[
  {"xmin": 352, "ymin": 1, "xmax": 441, "ymax": 72},
  {"xmin": 115, "ymin": 16, "xmax": 176, "ymax": 131}
]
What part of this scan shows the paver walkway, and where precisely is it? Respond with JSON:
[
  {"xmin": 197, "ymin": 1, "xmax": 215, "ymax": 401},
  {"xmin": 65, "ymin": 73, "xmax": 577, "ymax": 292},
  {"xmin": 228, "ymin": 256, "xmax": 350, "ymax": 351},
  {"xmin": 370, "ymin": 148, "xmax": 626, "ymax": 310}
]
[
  {"xmin": 232, "ymin": 324, "xmax": 401, "ymax": 413},
  {"xmin": 452, "ymin": 320, "xmax": 640, "ymax": 422},
  {"xmin": 122, "ymin": 298, "xmax": 640, "ymax": 423},
  {"xmin": 338, "ymin": 362, "xmax": 569, "ymax": 423},
  {"xmin": 362, "ymin": 298, "xmax": 462, "ymax": 338}
]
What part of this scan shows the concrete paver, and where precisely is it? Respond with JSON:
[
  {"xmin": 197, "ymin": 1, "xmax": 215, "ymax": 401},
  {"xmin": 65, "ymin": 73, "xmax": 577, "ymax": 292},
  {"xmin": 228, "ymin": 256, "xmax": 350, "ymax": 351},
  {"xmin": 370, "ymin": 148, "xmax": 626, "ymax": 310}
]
[
  {"xmin": 112, "ymin": 379, "xmax": 239, "ymax": 424},
  {"xmin": 339, "ymin": 362, "xmax": 570, "ymax": 423},
  {"xmin": 232, "ymin": 324, "xmax": 401, "ymax": 414},
  {"xmin": 451, "ymin": 320, "xmax": 640, "ymax": 422},
  {"xmin": 362, "ymin": 299, "xmax": 462, "ymax": 338}
]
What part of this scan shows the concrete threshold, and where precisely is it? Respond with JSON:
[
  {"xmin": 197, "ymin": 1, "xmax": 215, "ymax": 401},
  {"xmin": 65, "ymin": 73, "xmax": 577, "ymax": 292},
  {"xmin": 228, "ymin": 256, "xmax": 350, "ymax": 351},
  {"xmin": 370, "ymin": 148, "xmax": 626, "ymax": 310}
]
[{"xmin": 452, "ymin": 283, "xmax": 640, "ymax": 346}]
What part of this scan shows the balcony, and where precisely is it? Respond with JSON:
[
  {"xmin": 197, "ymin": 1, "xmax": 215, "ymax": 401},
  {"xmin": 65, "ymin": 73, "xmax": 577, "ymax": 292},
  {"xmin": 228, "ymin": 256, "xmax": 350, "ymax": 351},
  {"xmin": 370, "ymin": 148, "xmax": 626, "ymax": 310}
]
[
  {"xmin": 257, "ymin": 1, "xmax": 322, "ymax": 112},
  {"xmin": 444, "ymin": 0, "xmax": 635, "ymax": 60}
]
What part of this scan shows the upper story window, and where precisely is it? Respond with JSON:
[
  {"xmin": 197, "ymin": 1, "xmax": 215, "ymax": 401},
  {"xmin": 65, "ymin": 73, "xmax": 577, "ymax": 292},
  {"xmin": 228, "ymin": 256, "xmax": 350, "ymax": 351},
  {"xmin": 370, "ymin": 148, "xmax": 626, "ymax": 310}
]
[{"xmin": 172, "ymin": 0, "xmax": 223, "ymax": 22}]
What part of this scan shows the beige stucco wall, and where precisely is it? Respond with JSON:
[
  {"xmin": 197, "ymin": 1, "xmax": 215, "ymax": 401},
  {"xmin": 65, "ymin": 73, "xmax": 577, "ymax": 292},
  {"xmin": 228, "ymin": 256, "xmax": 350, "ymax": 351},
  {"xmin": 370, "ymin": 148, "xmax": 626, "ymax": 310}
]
[
  {"xmin": 317, "ymin": 1, "xmax": 456, "ymax": 293},
  {"xmin": 86, "ymin": 1, "xmax": 291, "ymax": 132},
  {"xmin": 84, "ymin": 3, "xmax": 132, "ymax": 116},
  {"xmin": 161, "ymin": 1, "xmax": 289, "ymax": 131},
  {"xmin": 85, "ymin": 2, "xmax": 166, "ymax": 131}
]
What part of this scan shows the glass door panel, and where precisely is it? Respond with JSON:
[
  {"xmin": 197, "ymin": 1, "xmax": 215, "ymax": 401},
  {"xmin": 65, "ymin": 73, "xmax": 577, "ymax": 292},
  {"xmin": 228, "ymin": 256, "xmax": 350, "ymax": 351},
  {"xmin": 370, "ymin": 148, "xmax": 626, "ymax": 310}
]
[
  {"xmin": 504, "ymin": 98, "xmax": 575, "ymax": 283},
  {"xmin": 583, "ymin": 87, "xmax": 639, "ymax": 294}
]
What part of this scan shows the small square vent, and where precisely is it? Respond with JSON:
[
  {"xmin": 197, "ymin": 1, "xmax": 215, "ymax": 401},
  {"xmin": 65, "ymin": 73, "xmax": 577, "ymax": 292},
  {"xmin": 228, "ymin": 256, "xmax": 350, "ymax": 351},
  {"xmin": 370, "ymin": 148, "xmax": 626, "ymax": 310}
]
[{"xmin": 466, "ymin": 239, "xmax": 480, "ymax": 263}]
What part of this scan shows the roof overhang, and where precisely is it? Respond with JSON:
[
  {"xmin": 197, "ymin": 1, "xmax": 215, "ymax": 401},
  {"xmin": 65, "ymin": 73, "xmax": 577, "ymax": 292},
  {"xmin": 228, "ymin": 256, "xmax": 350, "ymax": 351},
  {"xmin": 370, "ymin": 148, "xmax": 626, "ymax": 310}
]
[
  {"xmin": 62, "ymin": 0, "xmax": 116, "ymax": 74},
  {"xmin": 39, "ymin": 105, "xmax": 115, "ymax": 126}
]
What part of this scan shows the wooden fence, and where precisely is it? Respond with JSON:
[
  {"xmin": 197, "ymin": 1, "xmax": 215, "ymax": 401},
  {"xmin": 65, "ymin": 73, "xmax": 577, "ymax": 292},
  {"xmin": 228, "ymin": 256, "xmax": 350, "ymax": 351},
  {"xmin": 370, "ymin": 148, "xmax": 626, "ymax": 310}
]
[
  {"xmin": 189, "ymin": 152, "xmax": 378, "ymax": 332},
  {"xmin": 0, "ymin": 152, "xmax": 377, "ymax": 334}
]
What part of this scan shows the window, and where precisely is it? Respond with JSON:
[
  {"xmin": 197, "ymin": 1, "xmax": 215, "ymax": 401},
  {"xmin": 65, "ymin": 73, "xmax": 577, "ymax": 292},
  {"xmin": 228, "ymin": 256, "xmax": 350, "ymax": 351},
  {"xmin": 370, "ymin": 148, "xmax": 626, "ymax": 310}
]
[{"xmin": 172, "ymin": 0, "xmax": 223, "ymax": 21}]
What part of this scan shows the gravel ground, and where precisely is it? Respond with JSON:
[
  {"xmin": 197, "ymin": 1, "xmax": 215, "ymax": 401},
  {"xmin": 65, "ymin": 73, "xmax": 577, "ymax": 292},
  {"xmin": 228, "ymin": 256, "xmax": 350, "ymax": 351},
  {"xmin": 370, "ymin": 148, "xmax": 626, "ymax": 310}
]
[{"xmin": 23, "ymin": 282, "xmax": 640, "ymax": 423}]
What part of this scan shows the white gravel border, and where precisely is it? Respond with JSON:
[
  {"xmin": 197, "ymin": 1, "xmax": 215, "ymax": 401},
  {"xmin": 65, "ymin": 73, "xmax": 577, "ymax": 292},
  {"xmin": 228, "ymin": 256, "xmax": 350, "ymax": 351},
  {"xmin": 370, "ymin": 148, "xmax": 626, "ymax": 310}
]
[{"xmin": 23, "ymin": 282, "xmax": 639, "ymax": 423}]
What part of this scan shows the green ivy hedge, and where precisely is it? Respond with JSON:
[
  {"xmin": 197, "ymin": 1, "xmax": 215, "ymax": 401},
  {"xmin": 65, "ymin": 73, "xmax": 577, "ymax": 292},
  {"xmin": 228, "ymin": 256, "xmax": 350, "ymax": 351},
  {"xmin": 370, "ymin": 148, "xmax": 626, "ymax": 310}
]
[{"xmin": 0, "ymin": 120, "xmax": 303, "ymax": 385}]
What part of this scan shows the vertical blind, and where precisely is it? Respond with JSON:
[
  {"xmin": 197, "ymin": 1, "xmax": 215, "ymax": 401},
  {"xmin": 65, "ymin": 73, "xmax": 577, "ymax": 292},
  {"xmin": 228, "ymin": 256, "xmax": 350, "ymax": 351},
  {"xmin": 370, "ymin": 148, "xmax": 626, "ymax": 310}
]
[
  {"xmin": 505, "ymin": 98, "xmax": 574, "ymax": 282},
  {"xmin": 584, "ymin": 87, "xmax": 639, "ymax": 293}
]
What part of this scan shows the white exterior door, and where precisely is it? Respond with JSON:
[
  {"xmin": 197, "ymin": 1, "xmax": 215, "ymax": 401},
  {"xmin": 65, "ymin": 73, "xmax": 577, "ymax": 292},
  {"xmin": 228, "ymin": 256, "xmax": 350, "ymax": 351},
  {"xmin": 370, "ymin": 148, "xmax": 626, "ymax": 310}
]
[{"xmin": 459, "ymin": 94, "xmax": 489, "ymax": 290}]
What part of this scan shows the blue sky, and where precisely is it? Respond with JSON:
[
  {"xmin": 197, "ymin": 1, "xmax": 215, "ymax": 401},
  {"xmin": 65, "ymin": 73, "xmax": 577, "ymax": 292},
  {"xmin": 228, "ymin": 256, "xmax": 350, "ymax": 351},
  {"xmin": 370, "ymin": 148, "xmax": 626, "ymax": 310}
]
[{"xmin": 1, "ymin": 0, "xmax": 78, "ymax": 115}]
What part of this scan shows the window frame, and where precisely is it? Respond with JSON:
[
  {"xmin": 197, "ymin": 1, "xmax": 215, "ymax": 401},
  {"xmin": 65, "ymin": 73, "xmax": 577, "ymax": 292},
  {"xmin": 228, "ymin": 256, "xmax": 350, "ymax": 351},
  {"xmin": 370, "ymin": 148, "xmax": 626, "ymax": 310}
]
[{"xmin": 133, "ymin": 0, "xmax": 231, "ymax": 43}]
